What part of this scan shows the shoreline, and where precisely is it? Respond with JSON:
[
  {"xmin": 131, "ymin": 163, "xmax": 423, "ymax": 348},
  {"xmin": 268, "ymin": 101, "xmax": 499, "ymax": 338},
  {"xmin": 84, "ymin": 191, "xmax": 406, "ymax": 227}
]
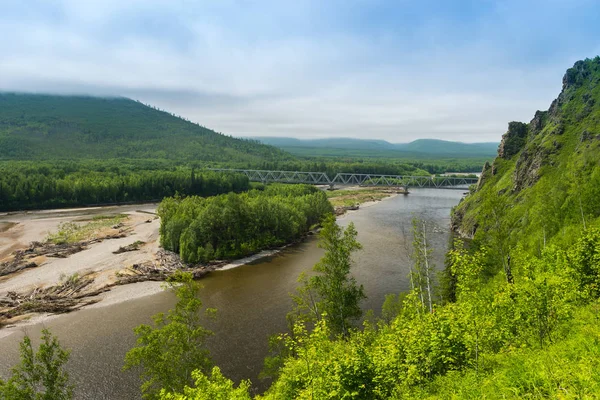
[{"xmin": 0, "ymin": 190, "xmax": 398, "ymax": 334}]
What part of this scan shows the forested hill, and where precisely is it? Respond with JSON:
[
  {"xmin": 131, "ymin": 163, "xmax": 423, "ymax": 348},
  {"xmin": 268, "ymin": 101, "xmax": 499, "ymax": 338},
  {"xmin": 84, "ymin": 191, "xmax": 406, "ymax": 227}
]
[
  {"xmin": 454, "ymin": 56, "xmax": 600, "ymax": 248},
  {"xmin": 253, "ymin": 136, "xmax": 499, "ymax": 158},
  {"xmin": 0, "ymin": 93, "xmax": 291, "ymax": 163}
]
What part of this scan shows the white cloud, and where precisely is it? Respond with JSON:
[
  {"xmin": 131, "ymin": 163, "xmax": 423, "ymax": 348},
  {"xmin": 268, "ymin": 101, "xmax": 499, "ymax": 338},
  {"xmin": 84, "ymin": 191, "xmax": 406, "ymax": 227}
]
[{"xmin": 0, "ymin": 0, "xmax": 598, "ymax": 142}]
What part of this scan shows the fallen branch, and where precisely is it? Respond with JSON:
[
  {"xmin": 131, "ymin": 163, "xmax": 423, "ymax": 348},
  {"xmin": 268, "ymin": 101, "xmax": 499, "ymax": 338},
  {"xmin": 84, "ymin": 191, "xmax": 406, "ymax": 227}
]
[
  {"xmin": 0, "ymin": 232, "xmax": 128, "ymax": 278},
  {"xmin": 113, "ymin": 240, "xmax": 146, "ymax": 254},
  {"xmin": 0, "ymin": 273, "xmax": 109, "ymax": 326},
  {"xmin": 116, "ymin": 250, "xmax": 212, "ymax": 285}
]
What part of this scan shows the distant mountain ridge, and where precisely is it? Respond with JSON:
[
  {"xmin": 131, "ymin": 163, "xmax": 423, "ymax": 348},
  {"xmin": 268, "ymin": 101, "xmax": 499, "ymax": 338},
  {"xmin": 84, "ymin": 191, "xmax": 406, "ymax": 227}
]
[
  {"xmin": 0, "ymin": 92, "xmax": 291, "ymax": 163},
  {"xmin": 252, "ymin": 136, "xmax": 498, "ymax": 157}
]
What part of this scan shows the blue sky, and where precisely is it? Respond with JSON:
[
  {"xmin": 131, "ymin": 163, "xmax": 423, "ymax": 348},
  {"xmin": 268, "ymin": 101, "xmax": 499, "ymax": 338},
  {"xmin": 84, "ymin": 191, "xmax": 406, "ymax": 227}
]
[{"xmin": 1, "ymin": 0, "xmax": 599, "ymax": 142}]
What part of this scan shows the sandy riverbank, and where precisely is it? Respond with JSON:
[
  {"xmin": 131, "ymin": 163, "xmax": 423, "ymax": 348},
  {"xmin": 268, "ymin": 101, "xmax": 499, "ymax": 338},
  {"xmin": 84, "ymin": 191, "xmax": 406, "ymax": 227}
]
[{"xmin": 0, "ymin": 189, "xmax": 399, "ymax": 331}]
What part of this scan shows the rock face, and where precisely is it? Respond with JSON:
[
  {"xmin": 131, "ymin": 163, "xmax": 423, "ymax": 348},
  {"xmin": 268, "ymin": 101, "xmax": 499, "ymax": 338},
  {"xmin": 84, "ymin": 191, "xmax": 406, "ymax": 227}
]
[
  {"xmin": 529, "ymin": 111, "xmax": 548, "ymax": 137},
  {"xmin": 476, "ymin": 161, "xmax": 491, "ymax": 191},
  {"xmin": 496, "ymin": 57, "xmax": 600, "ymax": 193},
  {"xmin": 497, "ymin": 121, "xmax": 528, "ymax": 159},
  {"xmin": 512, "ymin": 146, "xmax": 548, "ymax": 192},
  {"xmin": 453, "ymin": 57, "xmax": 600, "ymax": 237}
]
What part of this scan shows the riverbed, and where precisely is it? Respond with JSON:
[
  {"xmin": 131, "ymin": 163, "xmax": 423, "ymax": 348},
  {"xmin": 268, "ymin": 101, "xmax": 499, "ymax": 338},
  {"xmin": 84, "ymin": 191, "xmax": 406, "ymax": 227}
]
[{"xmin": 0, "ymin": 189, "xmax": 464, "ymax": 399}]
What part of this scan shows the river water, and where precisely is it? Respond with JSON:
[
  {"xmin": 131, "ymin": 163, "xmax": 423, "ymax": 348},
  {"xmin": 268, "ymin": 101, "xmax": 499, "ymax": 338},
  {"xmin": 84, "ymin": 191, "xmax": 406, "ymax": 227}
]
[{"xmin": 0, "ymin": 189, "xmax": 464, "ymax": 399}]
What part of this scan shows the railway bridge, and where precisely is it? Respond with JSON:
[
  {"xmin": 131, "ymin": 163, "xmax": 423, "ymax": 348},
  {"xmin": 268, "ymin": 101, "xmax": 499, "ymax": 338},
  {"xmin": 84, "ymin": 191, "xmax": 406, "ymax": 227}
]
[{"xmin": 208, "ymin": 168, "xmax": 478, "ymax": 191}]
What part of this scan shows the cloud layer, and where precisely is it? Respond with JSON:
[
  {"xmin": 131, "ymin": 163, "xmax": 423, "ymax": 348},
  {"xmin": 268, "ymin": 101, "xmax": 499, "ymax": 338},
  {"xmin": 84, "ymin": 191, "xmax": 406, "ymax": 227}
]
[{"xmin": 1, "ymin": 0, "xmax": 599, "ymax": 142}]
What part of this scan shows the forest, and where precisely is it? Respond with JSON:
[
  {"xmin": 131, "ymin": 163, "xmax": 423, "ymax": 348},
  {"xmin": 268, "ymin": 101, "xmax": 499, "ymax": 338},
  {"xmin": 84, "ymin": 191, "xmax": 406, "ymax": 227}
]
[
  {"xmin": 0, "ymin": 156, "xmax": 477, "ymax": 212},
  {"xmin": 158, "ymin": 184, "xmax": 333, "ymax": 263},
  {"xmin": 0, "ymin": 161, "xmax": 250, "ymax": 211},
  {"xmin": 0, "ymin": 93, "xmax": 291, "ymax": 163},
  {"xmin": 0, "ymin": 93, "xmax": 490, "ymax": 213}
]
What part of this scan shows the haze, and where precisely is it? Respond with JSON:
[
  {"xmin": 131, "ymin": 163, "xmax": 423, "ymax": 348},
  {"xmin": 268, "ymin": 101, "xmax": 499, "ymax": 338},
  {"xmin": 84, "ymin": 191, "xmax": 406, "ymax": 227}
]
[{"xmin": 1, "ymin": 0, "xmax": 599, "ymax": 142}]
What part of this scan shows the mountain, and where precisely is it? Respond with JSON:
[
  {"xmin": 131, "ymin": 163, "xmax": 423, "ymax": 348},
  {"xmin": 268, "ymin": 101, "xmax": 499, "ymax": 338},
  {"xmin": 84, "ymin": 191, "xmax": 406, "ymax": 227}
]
[
  {"xmin": 0, "ymin": 93, "xmax": 291, "ymax": 163},
  {"xmin": 252, "ymin": 137, "xmax": 394, "ymax": 150},
  {"xmin": 253, "ymin": 136, "xmax": 499, "ymax": 158},
  {"xmin": 397, "ymin": 139, "xmax": 498, "ymax": 155},
  {"xmin": 454, "ymin": 56, "xmax": 600, "ymax": 250}
]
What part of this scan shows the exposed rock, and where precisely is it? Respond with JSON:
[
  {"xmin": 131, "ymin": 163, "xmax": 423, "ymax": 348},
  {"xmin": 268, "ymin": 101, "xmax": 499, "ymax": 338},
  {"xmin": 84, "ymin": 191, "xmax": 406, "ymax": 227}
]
[
  {"xmin": 498, "ymin": 121, "xmax": 528, "ymax": 159},
  {"xmin": 512, "ymin": 146, "xmax": 549, "ymax": 192},
  {"xmin": 450, "ymin": 205, "xmax": 476, "ymax": 239},
  {"xmin": 581, "ymin": 129, "xmax": 595, "ymax": 142},
  {"xmin": 529, "ymin": 110, "xmax": 548, "ymax": 137},
  {"xmin": 476, "ymin": 161, "xmax": 491, "ymax": 191}
]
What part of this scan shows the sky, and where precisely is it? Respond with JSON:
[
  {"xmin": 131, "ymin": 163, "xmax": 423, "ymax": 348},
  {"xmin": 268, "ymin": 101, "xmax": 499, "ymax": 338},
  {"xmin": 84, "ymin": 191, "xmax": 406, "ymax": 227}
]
[{"xmin": 1, "ymin": 1, "xmax": 599, "ymax": 143}]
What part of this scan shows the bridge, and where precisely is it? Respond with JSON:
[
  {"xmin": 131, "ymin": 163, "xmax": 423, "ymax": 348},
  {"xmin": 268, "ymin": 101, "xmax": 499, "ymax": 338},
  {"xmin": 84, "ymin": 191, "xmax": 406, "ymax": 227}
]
[{"xmin": 208, "ymin": 169, "xmax": 478, "ymax": 190}]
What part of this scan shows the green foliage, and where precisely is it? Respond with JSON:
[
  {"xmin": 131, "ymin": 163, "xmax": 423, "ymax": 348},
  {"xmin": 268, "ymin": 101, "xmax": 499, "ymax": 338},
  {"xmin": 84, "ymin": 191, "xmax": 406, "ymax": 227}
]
[
  {"xmin": 408, "ymin": 302, "xmax": 600, "ymax": 399},
  {"xmin": 158, "ymin": 184, "xmax": 333, "ymax": 263},
  {"xmin": 0, "ymin": 161, "xmax": 250, "ymax": 211},
  {"xmin": 290, "ymin": 215, "xmax": 366, "ymax": 337},
  {"xmin": 568, "ymin": 228, "xmax": 600, "ymax": 298},
  {"xmin": 46, "ymin": 214, "xmax": 126, "ymax": 244},
  {"xmin": 159, "ymin": 367, "xmax": 252, "ymax": 400},
  {"xmin": 0, "ymin": 93, "xmax": 291, "ymax": 163},
  {"xmin": 123, "ymin": 272, "xmax": 215, "ymax": 399},
  {"xmin": 254, "ymin": 136, "xmax": 497, "ymax": 164},
  {"xmin": 0, "ymin": 329, "xmax": 73, "ymax": 400}
]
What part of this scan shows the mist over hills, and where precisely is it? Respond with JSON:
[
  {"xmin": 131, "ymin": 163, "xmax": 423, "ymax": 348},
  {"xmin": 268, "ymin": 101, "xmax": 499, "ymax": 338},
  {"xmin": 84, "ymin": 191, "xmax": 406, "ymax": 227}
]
[
  {"xmin": 0, "ymin": 91, "xmax": 498, "ymax": 165},
  {"xmin": 252, "ymin": 136, "xmax": 499, "ymax": 158}
]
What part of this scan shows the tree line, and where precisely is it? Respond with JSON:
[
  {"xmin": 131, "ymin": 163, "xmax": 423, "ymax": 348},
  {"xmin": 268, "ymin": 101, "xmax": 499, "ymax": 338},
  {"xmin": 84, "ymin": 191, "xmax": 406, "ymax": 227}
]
[
  {"xmin": 0, "ymin": 162, "xmax": 249, "ymax": 211},
  {"xmin": 158, "ymin": 184, "xmax": 333, "ymax": 263}
]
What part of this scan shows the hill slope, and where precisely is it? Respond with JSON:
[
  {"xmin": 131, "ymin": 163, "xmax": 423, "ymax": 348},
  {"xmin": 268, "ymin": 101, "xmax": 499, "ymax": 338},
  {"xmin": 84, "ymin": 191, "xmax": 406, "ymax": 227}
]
[
  {"xmin": 454, "ymin": 56, "xmax": 600, "ymax": 251},
  {"xmin": 253, "ymin": 136, "xmax": 498, "ymax": 158},
  {"xmin": 398, "ymin": 138, "xmax": 498, "ymax": 155},
  {"xmin": 0, "ymin": 93, "xmax": 290, "ymax": 163}
]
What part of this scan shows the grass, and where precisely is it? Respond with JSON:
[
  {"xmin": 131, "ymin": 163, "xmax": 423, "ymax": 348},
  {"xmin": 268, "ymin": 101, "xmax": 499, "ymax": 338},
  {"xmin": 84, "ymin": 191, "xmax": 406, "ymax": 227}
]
[
  {"xmin": 90, "ymin": 214, "xmax": 128, "ymax": 221},
  {"xmin": 411, "ymin": 302, "xmax": 600, "ymax": 399},
  {"xmin": 46, "ymin": 214, "xmax": 128, "ymax": 244}
]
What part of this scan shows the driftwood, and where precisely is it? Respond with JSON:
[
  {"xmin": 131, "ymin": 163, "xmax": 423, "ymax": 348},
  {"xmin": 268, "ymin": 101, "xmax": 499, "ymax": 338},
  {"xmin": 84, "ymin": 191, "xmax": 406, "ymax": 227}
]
[
  {"xmin": 334, "ymin": 204, "xmax": 360, "ymax": 216},
  {"xmin": 116, "ymin": 250, "xmax": 212, "ymax": 285},
  {"xmin": 0, "ymin": 273, "xmax": 108, "ymax": 325},
  {"xmin": 0, "ymin": 232, "xmax": 128, "ymax": 278},
  {"xmin": 113, "ymin": 241, "xmax": 145, "ymax": 254},
  {"xmin": 0, "ymin": 259, "xmax": 37, "ymax": 277}
]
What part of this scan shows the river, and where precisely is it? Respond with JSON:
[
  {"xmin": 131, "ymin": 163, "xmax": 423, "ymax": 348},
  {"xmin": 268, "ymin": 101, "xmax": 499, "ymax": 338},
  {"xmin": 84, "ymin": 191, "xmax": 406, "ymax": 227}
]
[{"xmin": 0, "ymin": 189, "xmax": 464, "ymax": 399}]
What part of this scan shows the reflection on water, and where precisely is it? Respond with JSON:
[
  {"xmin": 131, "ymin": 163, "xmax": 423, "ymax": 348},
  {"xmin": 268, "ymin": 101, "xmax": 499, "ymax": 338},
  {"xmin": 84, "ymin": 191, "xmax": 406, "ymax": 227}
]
[{"xmin": 0, "ymin": 189, "xmax": 463, "ymax": 399}]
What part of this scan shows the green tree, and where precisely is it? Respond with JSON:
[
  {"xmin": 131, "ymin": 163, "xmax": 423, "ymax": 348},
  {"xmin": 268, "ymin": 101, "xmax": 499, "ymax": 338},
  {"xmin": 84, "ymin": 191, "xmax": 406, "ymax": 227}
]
[
  {"xmin": 291, "ymin": 214, "xmax": 365, "ymax": 337},
  {"xmin": 0, "ymin": 329, "xmax": 73, "ymax": 400},
  {"xmin": 123, "ymin": 272, "xmax": 215, "ymax": 399},
  {"xmin": 159, "ymin": 367, "xmax": 251, "ymax": 400}
]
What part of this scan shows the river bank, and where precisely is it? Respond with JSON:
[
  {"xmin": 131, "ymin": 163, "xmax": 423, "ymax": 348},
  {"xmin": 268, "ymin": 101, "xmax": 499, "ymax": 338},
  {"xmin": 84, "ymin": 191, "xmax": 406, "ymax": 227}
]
[
  {"xmin": 0, "ymin": 188, "xmax": 464, "ymax": 399},
  {"xmin": 0, "ymin": 187, "xmax": 398, "ymax": 330}
]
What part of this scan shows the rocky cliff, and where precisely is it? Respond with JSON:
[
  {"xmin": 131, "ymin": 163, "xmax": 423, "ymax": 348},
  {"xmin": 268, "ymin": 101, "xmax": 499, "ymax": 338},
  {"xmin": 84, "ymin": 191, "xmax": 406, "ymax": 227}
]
[{"xmin": 453, "ymin": 57, "xmax": 600, "ymax": 249}]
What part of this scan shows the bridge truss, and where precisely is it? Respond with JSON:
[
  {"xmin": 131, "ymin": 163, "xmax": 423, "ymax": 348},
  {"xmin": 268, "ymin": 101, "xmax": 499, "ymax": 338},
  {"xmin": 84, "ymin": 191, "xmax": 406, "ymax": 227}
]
[{"xmin": 209, "ymin": 169, "xmax": 478, "ymax": 190}]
